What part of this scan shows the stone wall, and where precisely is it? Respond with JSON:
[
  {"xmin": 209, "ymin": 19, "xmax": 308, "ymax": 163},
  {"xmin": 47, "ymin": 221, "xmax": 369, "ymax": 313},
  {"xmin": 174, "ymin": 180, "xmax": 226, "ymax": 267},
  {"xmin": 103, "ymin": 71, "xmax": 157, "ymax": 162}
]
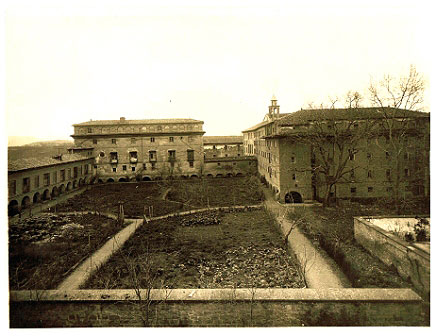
[
  {"xmin": 354, "ymin": 216, "xmax": 430, "ymax": 300},
  {"xmin": 10, "ymin": 288, "xmax": 425, "ymax": 327}
]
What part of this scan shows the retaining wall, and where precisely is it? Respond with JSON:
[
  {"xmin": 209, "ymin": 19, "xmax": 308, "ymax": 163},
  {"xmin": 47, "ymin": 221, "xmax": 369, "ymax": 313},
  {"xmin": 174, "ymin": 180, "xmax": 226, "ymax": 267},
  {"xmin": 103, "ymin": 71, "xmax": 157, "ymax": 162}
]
[
  {"xmin": 10, "ymin": 288, "xmax": 425, "ymax": 327},
  {"xmin": 354, "ymin": 216, "xmax": 430, "ymax": 300}
]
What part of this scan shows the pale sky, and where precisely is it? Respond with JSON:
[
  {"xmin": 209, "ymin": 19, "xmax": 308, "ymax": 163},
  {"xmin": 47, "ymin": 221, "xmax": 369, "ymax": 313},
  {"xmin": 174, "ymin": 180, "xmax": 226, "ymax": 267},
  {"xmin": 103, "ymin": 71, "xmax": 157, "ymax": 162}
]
[{"xmin": 4, "ymin": 0, "xmax": 433, "ymax": 143}]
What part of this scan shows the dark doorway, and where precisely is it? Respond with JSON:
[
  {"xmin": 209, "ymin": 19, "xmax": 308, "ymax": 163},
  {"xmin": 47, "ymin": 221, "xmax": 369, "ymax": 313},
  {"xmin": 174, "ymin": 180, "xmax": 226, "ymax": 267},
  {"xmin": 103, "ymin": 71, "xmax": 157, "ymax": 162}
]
[{"xmin": 285, "ymin": 191, "xmax": 303, "ymax": 204}]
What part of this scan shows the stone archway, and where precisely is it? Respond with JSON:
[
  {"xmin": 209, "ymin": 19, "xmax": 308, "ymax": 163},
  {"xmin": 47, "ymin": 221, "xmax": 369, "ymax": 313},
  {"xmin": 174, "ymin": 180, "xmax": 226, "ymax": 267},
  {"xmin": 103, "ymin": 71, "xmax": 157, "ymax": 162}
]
[
  {"xmin": 107, "ymin": 178, "xmax": 115, "ymax": 183},
  {"xmin": 66, "ymin": 182, "xmax": 72, "ymax": 191},
  {"xmin": 142, "ymin": 176, "xmax": 152, "ymax": 181},
  {"xmin": 21, "ymin": 196, "xmax": 31, "ymax": 209},
  {"xmin": 33, "ymin": 192, "xmax": 41, "ymax": 204},
  {"xmin": 285, "ymin": 191, "xmax": 303, "ymax": 204},
  {"xmin": 42, "ymin": 189, "xmax": 51, "ymax": 201},
  {"xmin": 8, "ymin": 200, "xmax": 19, "ymax": 216},
  {"xmin": 59, "ymin": 184, "xmax": 66, "ymax": 194},
  {"xmin": 51, "ymin": 186, "xmax": 59, "ymax": 198}
]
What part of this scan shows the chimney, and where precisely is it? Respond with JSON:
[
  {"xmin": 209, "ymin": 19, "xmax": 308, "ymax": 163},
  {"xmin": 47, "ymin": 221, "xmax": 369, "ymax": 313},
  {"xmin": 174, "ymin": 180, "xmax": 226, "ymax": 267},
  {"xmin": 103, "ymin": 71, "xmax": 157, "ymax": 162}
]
[{"xmin": 120, "ymin": 117, "xmax": 126, "ymax": 122}]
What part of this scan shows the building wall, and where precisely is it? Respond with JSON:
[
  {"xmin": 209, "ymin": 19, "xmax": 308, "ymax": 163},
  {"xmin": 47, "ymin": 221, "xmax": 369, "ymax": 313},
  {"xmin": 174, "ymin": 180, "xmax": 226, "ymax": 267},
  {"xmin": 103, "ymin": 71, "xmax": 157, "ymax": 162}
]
[
  {"xmin": 203, "ymin": 157, "xmax": 257, "ymax": 177},
  {"xmin": 204, "ymin": 144, "xmax": 244, "ymax": 159},
  {"xmin": 8, "ymin": 158, "xmax": 94, "ymax": 214},
  {"xmin": 73, "ymin": 121, "xmax": 205, "ymax": 181}
]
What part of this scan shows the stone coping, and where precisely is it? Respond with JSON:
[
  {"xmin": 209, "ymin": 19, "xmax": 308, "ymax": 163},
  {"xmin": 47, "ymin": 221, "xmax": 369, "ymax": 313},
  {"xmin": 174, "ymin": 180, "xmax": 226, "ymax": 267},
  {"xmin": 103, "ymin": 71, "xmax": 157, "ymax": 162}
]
[
  {"xmin": 10, "ymin": 288, "xmax": 422, "ymax": 303},
  {"xmin": 354, "ymin": 216, "xmax": 430, "ymax": 260}
]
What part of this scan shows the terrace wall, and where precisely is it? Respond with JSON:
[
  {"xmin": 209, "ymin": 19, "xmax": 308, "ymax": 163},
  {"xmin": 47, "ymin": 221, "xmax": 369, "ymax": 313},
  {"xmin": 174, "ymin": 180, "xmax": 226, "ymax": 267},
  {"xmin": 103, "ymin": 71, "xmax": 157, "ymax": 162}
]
[
  {"xmin": 10, "ymin": 288, "xmax": 424, "ymax": 327},
  {"xmin": 354, "ymin": 216, "xmax": 430, "ymax": 300}
]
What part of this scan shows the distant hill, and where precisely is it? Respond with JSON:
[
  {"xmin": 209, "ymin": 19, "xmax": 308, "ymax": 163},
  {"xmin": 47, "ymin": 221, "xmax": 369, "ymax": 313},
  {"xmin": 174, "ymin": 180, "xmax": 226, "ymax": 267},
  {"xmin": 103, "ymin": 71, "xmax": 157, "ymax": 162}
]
[
  {"xmin": 25, "ymin": 140, "xmax": 73, "ymax": 147},
  {"xmin": 8, "ymin": 140, "xmax": 74, "ymax": 161}
]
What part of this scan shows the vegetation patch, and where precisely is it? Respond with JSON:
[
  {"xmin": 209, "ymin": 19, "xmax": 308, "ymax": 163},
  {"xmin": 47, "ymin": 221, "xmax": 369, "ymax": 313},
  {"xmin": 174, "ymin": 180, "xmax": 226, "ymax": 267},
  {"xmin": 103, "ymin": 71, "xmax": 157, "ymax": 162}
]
[
  {"xmin": 287, "ymin": 206, "xmax": 412, "ymax": 289},
  {"xmin": 84, "ymin": 209, "xmax": 304, "ymax": 289},
  {"xmin": 54, "ymin": 177, "xmax": 263, "ymax": 217},
  {"xmin": 9, "ymin": 213, "xmax": 126, "ymax": 290}
]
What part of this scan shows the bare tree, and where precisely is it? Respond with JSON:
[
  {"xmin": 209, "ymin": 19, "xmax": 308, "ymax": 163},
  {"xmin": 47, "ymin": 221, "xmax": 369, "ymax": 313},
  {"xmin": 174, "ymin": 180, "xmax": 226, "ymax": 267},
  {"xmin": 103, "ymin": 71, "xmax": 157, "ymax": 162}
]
[{"xmin": 369, "ymin": 65, "xmax": 428, "ymax": 213}]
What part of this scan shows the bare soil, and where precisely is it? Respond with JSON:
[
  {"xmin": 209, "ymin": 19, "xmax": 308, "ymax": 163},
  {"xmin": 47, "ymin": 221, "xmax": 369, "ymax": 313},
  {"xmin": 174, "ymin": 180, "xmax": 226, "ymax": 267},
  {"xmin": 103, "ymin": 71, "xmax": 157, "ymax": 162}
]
[
  {"xmin": 84, "ymin": 209, "xmax": 304, "ymax": 289},
  {"xmin": 54, "ymin": 177, "xmax": 263, "ymax": 217},
  {"xmin": 9, "ymin": 213, "xmax": 127, "ymax": 290}
]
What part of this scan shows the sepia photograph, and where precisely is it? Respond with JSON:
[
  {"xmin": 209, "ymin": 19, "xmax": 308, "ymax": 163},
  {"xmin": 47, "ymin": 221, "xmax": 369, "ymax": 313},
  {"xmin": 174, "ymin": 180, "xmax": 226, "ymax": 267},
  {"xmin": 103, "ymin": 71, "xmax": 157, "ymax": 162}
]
[{"xmin": 3, "ymin": 0, "xmax": 432, "ymax": 328}]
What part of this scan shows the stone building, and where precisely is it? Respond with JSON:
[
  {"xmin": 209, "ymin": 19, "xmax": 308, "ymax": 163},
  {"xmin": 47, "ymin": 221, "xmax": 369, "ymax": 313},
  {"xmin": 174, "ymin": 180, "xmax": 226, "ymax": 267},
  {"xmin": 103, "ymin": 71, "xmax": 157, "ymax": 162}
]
[
  {"xmin": 244, "ymin": 98, "xmax": 430, "ymax": 204},
  {"xmin": 8, "ymin": 154, "xmax": 95, "ymax": 216},
  {"xmin": 202, "ymin": 136, "xmax": 257, "ymax": 178},
  {"xmin": 71, "ymin": 117, "xmax": 205, "ymax": 182}
]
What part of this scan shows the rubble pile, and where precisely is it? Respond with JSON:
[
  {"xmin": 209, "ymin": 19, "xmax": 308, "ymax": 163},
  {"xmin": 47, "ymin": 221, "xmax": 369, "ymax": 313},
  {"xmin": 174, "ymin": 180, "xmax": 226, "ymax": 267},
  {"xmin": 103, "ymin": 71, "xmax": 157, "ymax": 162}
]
[
  {"xmin": 197, "ymin": 245, "xmax": 304, "ymax": 288},
  {"xmin": 9, "ymin": 214, "xmax": 84, "ymax": 244},
  {"xmin": 180, "ymin": 212, "xmax": 221, "ymax": 227}
]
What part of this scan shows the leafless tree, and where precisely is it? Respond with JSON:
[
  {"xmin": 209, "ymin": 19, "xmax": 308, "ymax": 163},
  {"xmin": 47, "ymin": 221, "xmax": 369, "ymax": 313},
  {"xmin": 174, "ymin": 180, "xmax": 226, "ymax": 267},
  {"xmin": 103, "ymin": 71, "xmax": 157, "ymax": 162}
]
[{"xmin": 369, "ymin": 65, "xmax": 428, "ymax": 213}]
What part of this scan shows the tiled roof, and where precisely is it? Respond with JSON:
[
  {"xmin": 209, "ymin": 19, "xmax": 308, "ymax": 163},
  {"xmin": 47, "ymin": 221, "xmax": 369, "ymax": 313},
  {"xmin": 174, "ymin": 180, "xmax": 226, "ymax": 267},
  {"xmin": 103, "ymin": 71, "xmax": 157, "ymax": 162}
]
[
  {"xmin": 242, "ymin": 113, "xmax": 291, "ymax": 132},
  {"xmin": 278, "ymin": 107, "xmax": 429, "ymax": 126},
  {"xmin": 203, "ymin": 136, "xmax": 243, "ymax": 144},
  {"xmin": 8, "ymin": 153, "xmax": 92, "ymax": 172},
  {"xmin": 73, "ymin": 118, "xmax": 203, "ymax": 126}
]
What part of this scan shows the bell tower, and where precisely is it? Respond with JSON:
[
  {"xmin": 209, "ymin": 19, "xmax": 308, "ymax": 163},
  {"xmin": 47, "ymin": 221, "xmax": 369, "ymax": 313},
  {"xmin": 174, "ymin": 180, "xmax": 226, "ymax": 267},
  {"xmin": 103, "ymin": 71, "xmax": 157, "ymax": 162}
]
[{"xmin": 268, "ymin": 95, "xmax": 280, "ymax": 120}]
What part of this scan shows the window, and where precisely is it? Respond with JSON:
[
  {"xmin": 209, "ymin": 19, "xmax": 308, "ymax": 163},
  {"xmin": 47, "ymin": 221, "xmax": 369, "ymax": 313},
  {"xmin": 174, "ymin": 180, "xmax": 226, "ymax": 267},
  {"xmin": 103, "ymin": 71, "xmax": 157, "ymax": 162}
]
[
  {"xmin": 350, "ymin": 169, "xmax": 355, "ymax": 179},
  {"xmin": 112, "ymin": 167, "xmax": 117, "ymax": 172},
  {"xmin": 150, "ymin": 137, "xmax": 155, "ymax": 143},
  {"xmin": 368, "ymin": 187, "xmax": 374, "ymax": 193},
  {"xmin": 367, "ymin": 170, "xmax": 373, "ymax": 179},
  {"xmin": 169, "ymin": 136, "xmax": 174, "ymax": 142},
  {"xmin": 217, "ymin": 162, "xmax": 221, "ymax": 166},
  {"xmin": 189, "ymin": 161, "xmax": 194, "ymax": 168},
  {"xmin": 99, "ymin": 151, "xmax": 105, "ymax": 157},
  {"xmin": 53, "ymin": 171, "xmax": 57, "ymax": 184},
  {"xmin": 112, "ymin": 139, "xmax": 117, "ymax": 144},
  {"xmin": 404, "ymin": 168, "xmax": 410, "ymax": 177},
  {"xmin": 386, "ymin": 169, "xmax": 391, "ymax": 180},
  {"xmin": 385, "ymin": 151, "xmax": 390, "ymax": 159},
  {"xmin": 84, "ymin": 164, "xmax": 89, "ymax": 175},
  {"xmin": 43, "ymin": 173, "xmax": 50, "ymax": 186},
  {"xmin": 132, "ymin": 166, "xmax": 136, "ymax": 172},
  {"xmin": 22, "ymin": 177, "xmax": 31, "ymax": 193},
  {"xmin": 349, "ymin": 152, "xmax": 355, "ymax": 161},
  {"xmin": 73, "ymin": 167, "xmax": 78, "ymax": 178},
  {"xmin": 68, "ymin": 168, "xmax": 71, "ymax": 179},
  {"xmin": 350, "ymin": 187, "xmax": 357, "ymax": 194},
  {"xmin": 386, "ymin": 186, "xmax": 393, "ymax": 192},
  {"xmin": 187, "ymin": 150, "xmax": 194, "ymax": 161},
  {"xmin": 404, "ymin": 152, "xmax": 410, "ymax": 160},
  {"xmin": 87, "ymin": 128, "xmax": 93, "ymax": 133},
  {"xmin": 151, "ymin": 162, "xmax": 156, "ymax": 170},
  {"xmin": 292, "ymin": 173, "xmax": 296, "ymax": 180},
  {"xmin": 92, "ymin": 139, "xmax": 98, "ymax": 145},
  {"xmin": 130, "ymin": 151, "xmax": 138, "ymax": 162},
  {"xmin": 168, "ymin": 150, "xmax": 176, "ymax": 161},
  {"xmin": 131, "ymin": 138, "xmax": 136, "ymax": 144},
  {"xmin": 367, "ymin": 153, "xmax": 372, "ymax": 159},
  {"xmin": 233, "ymin": 162, "xmax": 236, "ymax": 166},
  {"xmin": 110, "ymin": 152, "xmax": 118, "ymax": 162},
  {"xmin": 9, "ymin": 180, "xmax": 16, "ymax": 196},
  {"xmin": 291, "ymin": 156, "xmax": 296, "ymax": 163},
  {"xmin": 123, "ymin": 165, "xmax": 127, "ymax": 171},
  {"xmin": 149, "ymin": 151, "xmax": 157, "ymax": 161},
  {"xmin": 34, "ymin": 175, "xmax": 40, "ymax": 188}
]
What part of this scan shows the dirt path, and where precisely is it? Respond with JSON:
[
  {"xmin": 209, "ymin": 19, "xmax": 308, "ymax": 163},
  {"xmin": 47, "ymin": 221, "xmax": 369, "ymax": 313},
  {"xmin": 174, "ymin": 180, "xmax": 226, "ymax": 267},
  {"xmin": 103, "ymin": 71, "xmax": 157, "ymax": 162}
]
[{"xmin": 263, "ymin": 189, "xmax": 350, "ymax": 288}]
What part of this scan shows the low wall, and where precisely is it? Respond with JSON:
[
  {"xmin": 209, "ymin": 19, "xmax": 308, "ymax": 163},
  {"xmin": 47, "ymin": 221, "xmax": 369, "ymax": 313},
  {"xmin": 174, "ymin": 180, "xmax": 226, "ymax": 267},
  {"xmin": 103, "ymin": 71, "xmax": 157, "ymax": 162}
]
[
  {"xmin": 354, "ymin": 216, "xmax": 430, "ymax": 299},
  {"xmin": 10, "ymin": 288, "xmax": 425, "ymax": 327}
]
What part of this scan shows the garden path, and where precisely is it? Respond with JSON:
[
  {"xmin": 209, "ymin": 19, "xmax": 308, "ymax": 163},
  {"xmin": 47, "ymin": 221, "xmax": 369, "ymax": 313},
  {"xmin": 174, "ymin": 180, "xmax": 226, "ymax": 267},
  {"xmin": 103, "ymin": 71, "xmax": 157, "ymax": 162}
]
[{"xmin": 263, "ymin": 189, "xmax": 351, "ymax": 288}]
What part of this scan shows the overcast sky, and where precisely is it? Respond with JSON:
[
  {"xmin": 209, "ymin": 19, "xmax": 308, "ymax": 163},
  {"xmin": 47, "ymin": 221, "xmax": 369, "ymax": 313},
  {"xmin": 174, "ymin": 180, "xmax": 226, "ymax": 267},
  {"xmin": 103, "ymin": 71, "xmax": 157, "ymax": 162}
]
[{"xmin": 4, "ymin": 0, "xmax": 432, "ymax": 144}]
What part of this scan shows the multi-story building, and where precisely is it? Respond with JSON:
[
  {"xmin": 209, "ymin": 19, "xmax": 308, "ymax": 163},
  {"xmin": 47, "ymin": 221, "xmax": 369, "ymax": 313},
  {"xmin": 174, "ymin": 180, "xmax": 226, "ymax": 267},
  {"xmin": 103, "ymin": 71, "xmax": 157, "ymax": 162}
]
[
  {"xmin": 71, "ymin": 117, "xmax": 205, "ymax": 182},
  {"xmin": 244, "ymin": 98, "xmax": 430, "ymax": 204},
  {"xmin": 203, "ymin": 136, "xmax": 256, "ymax": 178},
  {"xmin": 8, "ymin": 154, "xmax": 95, "ymax": 215}
]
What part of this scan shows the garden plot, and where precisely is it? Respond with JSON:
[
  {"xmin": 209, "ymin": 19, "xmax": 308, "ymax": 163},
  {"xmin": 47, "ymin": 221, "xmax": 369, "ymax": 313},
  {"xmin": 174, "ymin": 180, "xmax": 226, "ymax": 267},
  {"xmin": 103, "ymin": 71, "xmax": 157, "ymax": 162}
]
[
  {"xmin": 53, "ymin": 177, "xmax": 263, "ymax": 217},
  {"xmin": 9, "ymin": 213, "xmax": 127, "ymax": 290},
  {"xmin": 84, "ymin": 209, "xmax": 304, "ymax": 289}
]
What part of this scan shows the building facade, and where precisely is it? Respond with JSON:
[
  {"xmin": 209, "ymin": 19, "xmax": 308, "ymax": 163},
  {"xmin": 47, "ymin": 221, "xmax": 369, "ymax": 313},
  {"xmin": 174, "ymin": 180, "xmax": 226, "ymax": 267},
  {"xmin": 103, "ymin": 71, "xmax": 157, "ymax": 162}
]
[
  {"xmin": 244, "ymin": 98, "xmax": 430, "ymax": 204},
  {"xmin": 71, "ymin": 117, "xmax": 205, "ymax": 182},
  {"xmin": 8, "ymin": 154, "xmax": 95, "ymax": 216}
]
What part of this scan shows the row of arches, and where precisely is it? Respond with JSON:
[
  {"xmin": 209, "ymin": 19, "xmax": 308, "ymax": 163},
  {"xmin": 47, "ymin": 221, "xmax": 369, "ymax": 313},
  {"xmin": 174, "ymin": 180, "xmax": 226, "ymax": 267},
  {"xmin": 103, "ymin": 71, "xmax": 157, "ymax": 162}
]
[
  {"xmin": 8, "ymin": 177, "xmax": 88, "ymax": 216},
  {"xmin": 96, "ymin": 172, "xmax": 246, "ymax": 184}
]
